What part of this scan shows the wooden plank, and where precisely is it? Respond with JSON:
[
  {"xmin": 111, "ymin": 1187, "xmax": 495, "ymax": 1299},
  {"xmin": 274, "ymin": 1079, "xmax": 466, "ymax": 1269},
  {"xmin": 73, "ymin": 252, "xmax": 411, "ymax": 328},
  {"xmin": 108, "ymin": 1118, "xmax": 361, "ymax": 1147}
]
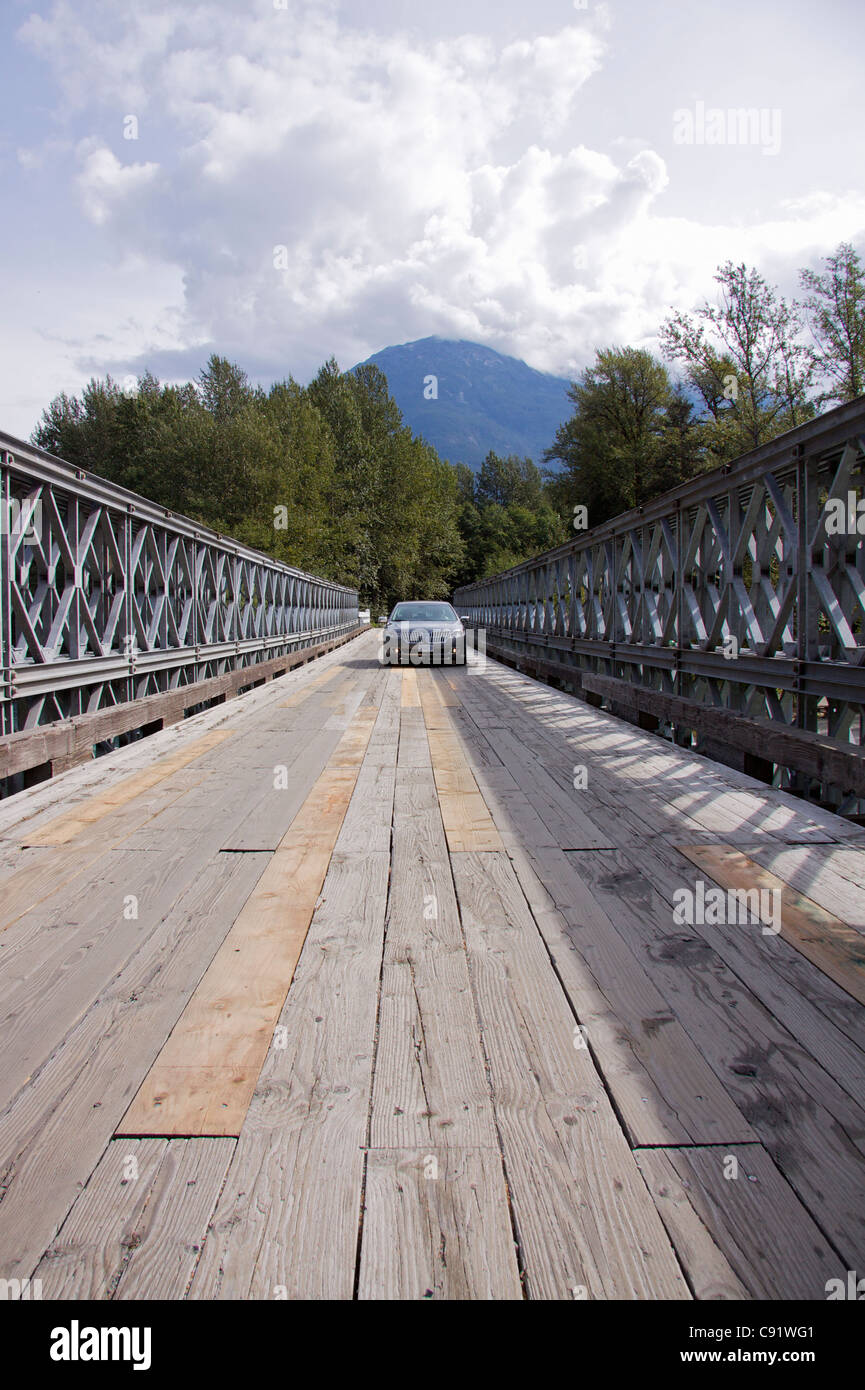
[
  {"xmin": 425, "ymin": 672, "xmax": 760, "ymax": 1149},
  {"xmin": 217, "ymin": 671, "xmax": 375, "ymax": 850},
  {"xmin": 426, "ymin": 672, "xmax": 461, "ymax": 706},
  {"xmin": 450, "ymin": 850, "xmax": 689, "ymax": 1299},
  {"xmin": 678, "ymin": 844, "xmax": 865, "ymax": 1006},
  {"xmin": 358, "ymin": 1149, "xmax": 522, "ymax": 1300},
  {"xmin": 635, "ymin": 1144, "xmax": 841, "ymax": 1301},
  {"xmin": 509, "ymin": 845, "xmax": 756, "ymax": 1146},
  {"xmin": 278, "ymin": 665, "xmax": 348, "ymax": 708},
  {"xmin": 189, "ymin": 850, "xmax": 391, "ymax": 1299},
  {"xmin": 472, "ymin": 657, "xmax": 861, "ymax": 842},
  {"xmin": 581, "ymin": 671, "xmax": 865, "ymax": 799},
  {"xmin": 117, "ymin": 706, "xmax": 380, "ymax": 1137},
  {"xmin": 31, "ymin": 1138, "xmax": 168, "ymax": 1298},
  {"xmin": 32, "ymin": 1137, "xmax": 234, "ymax": 1299},
  {"xmin": 460, "ymin": 655, "xmax": 828, "ymax": 842},
  {"xmin": 591, "ymin": 837, "xmax": 865, "ymax": 1089},
  {"xmin": 20, "ymin": 731, "xmax": 233, "ymax": 847},
  {"xmin": 450, "ymin": 660, "xmax": 865, "ymax": 1111},
  {"xmin": 470, "ymin": 685, "xmax": 751, "ymax": 844},
  {"xmin": 112, "ymin": 1138, "xmax": 234, "ymax": 1299},
  {"xmin": 0, "ymin": 694, "xmax": 374, "ymax": 1107},
  {"xmin": 0, "ymin": 843, "xmax": 245, "ymax": 1116},
  {"xmin": 401, "ymin": 669, "xmax": 420, "ymax": 707},
  {"xmin": 822, "ymin": 846, "xmax": 865, "ymax": 892},
  {"xmin": 416, "ymin": 692, "xmax": 561, "ymax": 851},
  {"xmin": 369, "ymin": 707, "xmax": 498, "ymax": 1149},
  {"xmin": 453, "ymin": 670, "xmax": 658, "ymax": 849},
  {"xmin": 568, "ymin": 847, "xmax": 865, "ymax": 1268},
  {"xmin": 745, "ymin": 843, "xmax": 865, "ymax": 927},
  {"xmin": 0, "ymin": 851, "xmax": 267, "ymax": 1283},
  {"xmin": 419, "ymin": 673, "xmax": 503, "ymax": 852},
  {"xmin": 0, "ymin": 772, "xmax": 219, "ymax": 932},
  {"xmin": 0, "ymin": 629, "xmax": 366, "ymax": 786},
  {"xmin": 336, "ymin": 674, "xmax": 399, "ymax": 856}
]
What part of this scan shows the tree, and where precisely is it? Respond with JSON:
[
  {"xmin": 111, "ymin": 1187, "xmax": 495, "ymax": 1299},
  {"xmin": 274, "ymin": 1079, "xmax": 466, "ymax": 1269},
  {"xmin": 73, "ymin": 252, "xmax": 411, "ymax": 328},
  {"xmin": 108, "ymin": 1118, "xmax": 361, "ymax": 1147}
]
[
  {"xmin": 545, "ymin": 347, "xmax": 685, "ymax": 524},
  {"xmin": 660, "ymin": 261, "xmax": 815, "ymax": 459},
  {"xmin": 475, "ymin": 453, "xmax": 544, "ymax": 510},
  {"xmin": 198, "ymin": 355, "xmax": 255, "ymax": 421},
  {"xmin": 800, "ymin": 242, "xmax": 865, "ymax": 405}
]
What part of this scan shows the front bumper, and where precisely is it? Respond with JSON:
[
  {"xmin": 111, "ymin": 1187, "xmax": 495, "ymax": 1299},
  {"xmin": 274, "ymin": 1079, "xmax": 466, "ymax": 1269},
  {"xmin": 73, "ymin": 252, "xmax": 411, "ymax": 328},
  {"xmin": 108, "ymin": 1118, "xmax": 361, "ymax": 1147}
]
[{"xmin": 383, "ymin": 631, "xmax": 466, "ymax": 665}]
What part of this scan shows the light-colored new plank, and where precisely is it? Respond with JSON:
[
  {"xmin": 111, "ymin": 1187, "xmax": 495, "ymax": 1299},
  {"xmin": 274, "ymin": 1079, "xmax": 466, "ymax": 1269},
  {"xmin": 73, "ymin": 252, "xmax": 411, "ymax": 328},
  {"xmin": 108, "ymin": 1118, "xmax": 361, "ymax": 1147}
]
[
  {"xmin": 118, "ymin": 706, "xmax": 379, "ymax": 1137},
  {"xmin": 189, "ymin": 850, "xmax": 391, "ymax": 1299},
  {"xmin": 401, "ymin": 669, "xmax": 420, "ymax": 707},
  {"xmin": 21, "ymin": 731, "xmax": 233, "ymax": 848},
  {"xmin": 419, "ymin": 673, "xmax": 503, "ymax": 852},
  {"xmin": 678, "ymin": 844, "xmax": 865, "ymax": 1006}
]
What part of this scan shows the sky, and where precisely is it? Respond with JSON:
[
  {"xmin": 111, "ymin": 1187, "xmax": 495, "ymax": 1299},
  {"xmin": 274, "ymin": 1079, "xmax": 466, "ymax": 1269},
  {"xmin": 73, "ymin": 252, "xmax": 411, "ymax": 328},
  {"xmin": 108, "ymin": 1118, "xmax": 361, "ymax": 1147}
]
[{"xmin": 1, "ymin": 0, "xmax": 863, "ymax": 438}]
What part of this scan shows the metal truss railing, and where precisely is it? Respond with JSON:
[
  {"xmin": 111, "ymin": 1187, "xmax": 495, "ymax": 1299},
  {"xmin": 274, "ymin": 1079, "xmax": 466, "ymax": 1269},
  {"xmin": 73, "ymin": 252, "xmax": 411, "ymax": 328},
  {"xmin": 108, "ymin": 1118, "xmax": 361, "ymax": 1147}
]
[
  {"xmin": 455, "ymin": 396, "xmax": 865, "ymax": 802},
  {"xmin": 0, "ymin": 432, "xmax": 359, "ymax": 735}
]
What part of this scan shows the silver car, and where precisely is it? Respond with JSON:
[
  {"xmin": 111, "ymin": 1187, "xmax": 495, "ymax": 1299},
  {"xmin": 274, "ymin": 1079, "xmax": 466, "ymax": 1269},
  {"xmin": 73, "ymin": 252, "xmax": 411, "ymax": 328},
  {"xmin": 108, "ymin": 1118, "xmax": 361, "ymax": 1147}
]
[{"xmin": 383, "ymin": 601, "xmax": 469, "ymax": 666}]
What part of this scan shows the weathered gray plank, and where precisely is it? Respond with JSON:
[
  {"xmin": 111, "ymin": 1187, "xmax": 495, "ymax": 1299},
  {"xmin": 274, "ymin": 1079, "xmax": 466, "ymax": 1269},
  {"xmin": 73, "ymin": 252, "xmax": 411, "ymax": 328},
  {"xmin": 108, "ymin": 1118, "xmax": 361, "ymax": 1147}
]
[
  {"xmin": 509, "ymin": 845, "xmax": 756, "ymax": 1147},
  {"xmin": 635, "ymin": 1143, "xmax": 841, "ymax": 1301},
  {"xmin": 0, "ymin": 852, "xmax": 267, "ymax": 1282},
  {"xmin": 32, "ymin": 1137, "xmax": 233, "ymax": 1299},
  {"xmin": 189, "ymin": 850, "xmax": 390, "ymax": 1300},
  {"xmin": 358, "ymin": 1148, "xmax": 522, "ymax": 1300},
  {"xmin": 450, "ymin": 849, "xmax": 690, "ymax": 1300},
  {"xmin": 569, "ymin": 848, "xmax": 865, "ymax": 1268}
]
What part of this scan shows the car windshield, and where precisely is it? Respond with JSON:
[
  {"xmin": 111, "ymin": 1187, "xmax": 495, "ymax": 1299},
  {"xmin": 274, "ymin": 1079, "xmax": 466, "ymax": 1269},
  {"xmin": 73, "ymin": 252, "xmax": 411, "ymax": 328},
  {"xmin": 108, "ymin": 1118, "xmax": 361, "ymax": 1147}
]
[{"xmin": 390, "ymin": 603, "xmax": 458, "ymax": 622}]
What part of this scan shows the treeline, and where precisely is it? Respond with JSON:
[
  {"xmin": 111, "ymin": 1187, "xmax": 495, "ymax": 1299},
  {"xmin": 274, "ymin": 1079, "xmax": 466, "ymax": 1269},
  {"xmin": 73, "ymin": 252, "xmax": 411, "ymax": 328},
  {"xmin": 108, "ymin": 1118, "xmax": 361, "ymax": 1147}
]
[
  {"xmin": 546, "ymin": 243, "xmax": 865, "ymax": 524},
  {"xmin": 33, "ymin": 357, "xmax": 463, "ymax": 611},
  {"xmin": 32, "ymin": 242, "xmax": 864, "ymax": 601},
  {"xmin": 453, "ymin": 455, "xmax": 567, "ymax": 584}
]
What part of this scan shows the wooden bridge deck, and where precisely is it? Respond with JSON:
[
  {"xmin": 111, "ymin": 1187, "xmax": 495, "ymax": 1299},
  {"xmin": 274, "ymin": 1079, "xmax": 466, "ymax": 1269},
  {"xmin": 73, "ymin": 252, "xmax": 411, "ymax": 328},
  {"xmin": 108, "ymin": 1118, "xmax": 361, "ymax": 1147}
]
[{"xmin": 1, "ymin": 628, "xmax": 864, "ymax": 1300}]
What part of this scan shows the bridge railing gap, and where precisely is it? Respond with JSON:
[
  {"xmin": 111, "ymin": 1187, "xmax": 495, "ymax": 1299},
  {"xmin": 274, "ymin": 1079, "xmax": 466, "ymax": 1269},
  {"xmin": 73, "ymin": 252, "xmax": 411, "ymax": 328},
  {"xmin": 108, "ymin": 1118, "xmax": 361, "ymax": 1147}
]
[
  {"xmin": 0, "ymin": 432, "xmax": 360, "ymax": 792},
  {"xmin": 454, "ymin": 396, "xmax": 865, "ymax": 815}
]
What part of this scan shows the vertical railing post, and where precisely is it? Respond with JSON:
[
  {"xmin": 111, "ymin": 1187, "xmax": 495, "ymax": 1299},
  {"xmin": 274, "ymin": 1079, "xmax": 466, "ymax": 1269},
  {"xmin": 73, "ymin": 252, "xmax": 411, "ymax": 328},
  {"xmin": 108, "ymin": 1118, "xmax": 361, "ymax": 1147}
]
[
  {"xmin": 0, "ymin": 454, "xmax": 11, "ymax": 735},
  {"xmin": 674, "ymin": 499, "xmax": 683, "ymax": 699},
  {"xmin": 124, "ymin": 507, "xmax": 133, "ymax": 705}
]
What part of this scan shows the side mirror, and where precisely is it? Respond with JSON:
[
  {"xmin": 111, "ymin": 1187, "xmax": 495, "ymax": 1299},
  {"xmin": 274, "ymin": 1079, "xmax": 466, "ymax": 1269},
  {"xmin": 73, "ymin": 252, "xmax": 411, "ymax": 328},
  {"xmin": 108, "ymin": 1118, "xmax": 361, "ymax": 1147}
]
[{"xmin": 458, "ymin": 615, "xmax": 471, "ymax": 623}]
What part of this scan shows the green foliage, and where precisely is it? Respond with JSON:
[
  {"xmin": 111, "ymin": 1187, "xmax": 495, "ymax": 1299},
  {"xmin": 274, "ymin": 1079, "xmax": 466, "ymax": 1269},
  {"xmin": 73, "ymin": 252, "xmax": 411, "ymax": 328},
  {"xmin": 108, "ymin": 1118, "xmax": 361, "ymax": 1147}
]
[
  {"xmin": 660, "ymin": 261, "xmax": 815, "ymax": 457},
  {"xmin": 30, "ymin": 241, "xmax": 862, "ymax": 600},
  {"xmin": 32, "ymin": 355, "xmax": 466, "ymax": 611},
  {"xmin": 800, "ymin": 243, "xmax": 865, "ymax": 405},
  {"xmin": 454, "ymin": 452, "xmax": 567, "ymax": 584},
  {"xmin": 544, "ymin": 348, "xmax": 705, "ymax": 525},
  {"xmin": 548, "ymin": 244, "xmax": 862, "ymax": 532}
]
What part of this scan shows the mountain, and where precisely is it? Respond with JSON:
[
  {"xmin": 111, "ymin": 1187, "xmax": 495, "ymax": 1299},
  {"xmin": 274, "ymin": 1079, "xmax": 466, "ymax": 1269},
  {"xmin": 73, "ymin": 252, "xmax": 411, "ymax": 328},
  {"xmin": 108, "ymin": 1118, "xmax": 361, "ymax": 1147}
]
[{"xmin": 352, "ymin": 337, "xmax": 572, "ymax": 470}]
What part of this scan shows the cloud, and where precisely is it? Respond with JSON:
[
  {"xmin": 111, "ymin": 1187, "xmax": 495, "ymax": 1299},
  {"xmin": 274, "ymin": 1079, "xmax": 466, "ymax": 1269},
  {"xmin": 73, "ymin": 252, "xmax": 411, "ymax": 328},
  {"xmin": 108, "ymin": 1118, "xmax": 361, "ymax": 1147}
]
[
  {"xmin": 77, "ymin": 142, "xmax": 160, "ymax": 224},
  {"xmin": 8, "ymin": 0, "xmax": 865, "ymax": 430}
]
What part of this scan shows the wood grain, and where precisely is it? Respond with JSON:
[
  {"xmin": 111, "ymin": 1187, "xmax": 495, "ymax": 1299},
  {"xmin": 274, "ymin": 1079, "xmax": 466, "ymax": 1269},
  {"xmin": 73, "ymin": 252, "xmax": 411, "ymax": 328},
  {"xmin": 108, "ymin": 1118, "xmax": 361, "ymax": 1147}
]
[
  {"xmin": 677, "ymin": 843, "xmax": 865, "ymax": 1005},
  {"xmin": 117, "ymin": 706, "xmax": 379, "ymax": 1136}
]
